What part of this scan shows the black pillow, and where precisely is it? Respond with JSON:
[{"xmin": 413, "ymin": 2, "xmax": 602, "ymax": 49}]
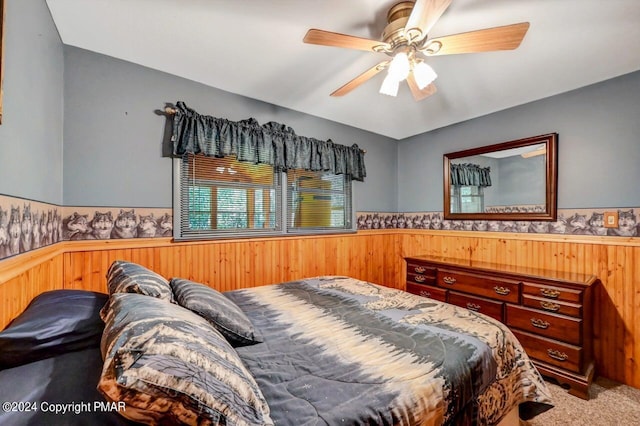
[{"xmin": 0, "ymin": 290, "xmax": 108, "ymax": 369}]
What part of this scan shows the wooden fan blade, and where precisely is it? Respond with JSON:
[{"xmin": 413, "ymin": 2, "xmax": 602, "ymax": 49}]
[
  {"xmin": 405, "ymin": 0, "xmax": 452, "ymax": 43},
  {"xmin": 422, "ymin": 22, "xmax": 530, "ymax": 56},
  {"xmin": 331, "ymin": 61, "xmax": 389, "ymax": 97},
  {"xmin": 303, "ymin": 29, "xmax": 391, "ymax": 53},
  {"xmin": 407, "ymin": 73, "xmax": 437, "ymax": 101}
]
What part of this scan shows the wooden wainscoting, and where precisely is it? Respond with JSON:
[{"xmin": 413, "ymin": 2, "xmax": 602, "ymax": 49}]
[
  {"xmin": 1, "ymin": 230, "xmax": 639, "ymax": 389},
  {"xmin": 0, "ymin": 245, "xmax": 64, "ymax": 329},
  {"xmin": 61, "ymin": 233, "xmax": 401, "ymax": 293},
  {"xmin": 1, "ymin": 233, "xmax": 400, "ymax": 329}
]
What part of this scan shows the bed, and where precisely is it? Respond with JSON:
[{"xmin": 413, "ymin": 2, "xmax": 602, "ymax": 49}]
[{"xmin": 0, "ymin": 261, "xmax": 553, "ymax": 425}]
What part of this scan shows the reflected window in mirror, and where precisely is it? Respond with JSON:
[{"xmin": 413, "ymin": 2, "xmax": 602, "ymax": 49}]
[
  {"xmin": 449, "ymin": 162, "xmax": 492, "ymax": 214},
  {"xmin": 451, "ymin": 186, "xmax": 485, "ymax": 214}
]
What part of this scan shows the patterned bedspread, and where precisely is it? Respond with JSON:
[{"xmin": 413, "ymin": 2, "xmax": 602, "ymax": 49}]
[{"xmin": 225, "ymin": 276, "xmax": 553, "ymax": 426}]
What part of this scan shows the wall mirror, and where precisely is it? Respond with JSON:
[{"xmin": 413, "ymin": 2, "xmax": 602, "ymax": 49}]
[{"xmin": 444, "ymin": 133, "xmax": 558, "ymax": 221}]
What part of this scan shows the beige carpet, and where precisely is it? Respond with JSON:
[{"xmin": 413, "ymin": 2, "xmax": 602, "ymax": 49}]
[{"xmin": 523, "ymin": 377, "xmax": 640, "ymax": 425}]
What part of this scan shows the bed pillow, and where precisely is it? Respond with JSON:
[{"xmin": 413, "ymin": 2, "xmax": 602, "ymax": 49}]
[
  {"xmin": 99, "ymin": 293, "xmax": 272, "ymax": 426},
  {"xmin": 0, "ymin": 290, "xmax": 108, "ymax": 369},
  {"xmin": 170, "ymin": 278, "xmax": 262, "ymax": 346},
  {"xmin": 105, "ymin": 260, "xmax": 173, "ymax": 302}
]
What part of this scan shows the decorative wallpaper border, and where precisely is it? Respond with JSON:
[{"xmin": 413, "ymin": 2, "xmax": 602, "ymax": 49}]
[
  {"xmin": 1, "ymin": 193, "xmax": 638, "ymax": 263},
  {"xmin": 0, "ymin": 196, "xmax": 64, "ymax": 259},
  {"xmin": 0, "ymin": 194, "xmax": 172, "ymax": 261},
  {"xmin": 61, "ymin": 207, "xmax": 172, "ymax": 241},
  {"xmin": 356, "ymin": 208, "xmax": 639, "ymax": 237}
]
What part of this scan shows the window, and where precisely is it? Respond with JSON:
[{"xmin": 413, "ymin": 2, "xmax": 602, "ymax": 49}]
[
  {"xmin": 451, "ymin": 185, "xmax": 484, "ymax": 214},
  {"xmin": 174, "ymin": 154, "xmax": 353, "ymax": 240},
  {"xmin": 286, "ymin": 169, "xmax": 351, "ymax": 232},
  {"xmin": 177, "ymin": 155, "xmax": 280, "ymax": 239}
]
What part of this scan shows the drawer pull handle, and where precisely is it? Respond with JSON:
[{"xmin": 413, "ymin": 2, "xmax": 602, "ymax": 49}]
[
  {"xmin": 414, "ymin": 275, "xmax": 426, "ymax": 283},
  {"xmin": 466, "ymin": 303, "xmax": 481, "ymax": 311},
  {"xmin": 443, "ymin": 276, "xmax": 457, "ymax": 285},
  {"xmin": 420, "ymin": 291, "xmax": 431, "ymax": 298},
  {"xmin": 531, "ymin": 318, "xmax": 550, "ymax": 329},
  {"xmin": 541, "ymin": 288, "xmax": 561, "ymax": 299},
  {"xmin": 547, "ymin": 349, "xmax": 568, "ymax": 362},
  {"xmin": 493, "ymin": 286, "xmax": 511, "ymax": 296},
  {"xmin": 414, "ymin": 266, "xmax": 426, "ymax": 274},
  {"xmin": 540, "ymin": 301, "xmax": 561, "ymax": 312}
]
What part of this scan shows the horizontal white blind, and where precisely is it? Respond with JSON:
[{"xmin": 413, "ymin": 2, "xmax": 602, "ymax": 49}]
[
  {"xmin": 286, "ymin": 170, "xmax": 351, "ymax": 231},
  {"xmin": 179, "ymin": 154, "xmax": 281, "ymax": 239}
]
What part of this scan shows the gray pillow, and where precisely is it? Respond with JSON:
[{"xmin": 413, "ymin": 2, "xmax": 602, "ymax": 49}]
[
  {"xmin": 105, "ymin": 260, "xmax": 173, "ymax": 302},
  {"xmin": 170, "ymin": 278, "xmax": 262, "ymax": 346},
  {"xmin": 99, "ymin": 293, "xmax": 272, "ymax": 425}
]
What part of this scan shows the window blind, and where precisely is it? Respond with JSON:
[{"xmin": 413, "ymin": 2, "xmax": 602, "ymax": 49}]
[
  {"xmin": 286, "ymin": 170, "xmax": 351, "ymax": 231},
  {"xmin": 178, "ymin": 154, "xmax": 281, "ymax": 239}
]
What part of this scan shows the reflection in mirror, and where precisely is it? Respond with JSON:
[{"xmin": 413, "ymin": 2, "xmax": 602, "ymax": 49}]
[{"xmin": 444, "ymin": 134, "xmax": 557, "ymax": 221}]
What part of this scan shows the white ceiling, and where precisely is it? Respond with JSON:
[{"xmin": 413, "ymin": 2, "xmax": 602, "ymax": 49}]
[{"xmin": 46, "ymin": 0, "xmax": 640, "ymax": 140}]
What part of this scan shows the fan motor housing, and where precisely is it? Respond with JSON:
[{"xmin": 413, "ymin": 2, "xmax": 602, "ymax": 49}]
[{"xmin": 382, "ymin": 1, "xmax": 415, "ymax": 51}]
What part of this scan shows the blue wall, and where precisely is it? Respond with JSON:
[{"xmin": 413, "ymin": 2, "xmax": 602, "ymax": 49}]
[
  {"xmin": 62, "ymin": 46, "xmax": 398, "ymax": 212},
  {"xmin": 398, "ymin": 71, "xmax": 640, "ymax": 212},
  {"xmin": 0, "ymin": 0, "xmax": 64, "ymax": 204},
  {"xmin": 2, "ymin": 2, "xmax": 639, "ymax": 216}
]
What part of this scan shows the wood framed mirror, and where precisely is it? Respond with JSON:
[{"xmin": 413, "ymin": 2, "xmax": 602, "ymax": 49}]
[{"xmin": 444, "ymin": 133, "xmax": 558, "ymax": 221}]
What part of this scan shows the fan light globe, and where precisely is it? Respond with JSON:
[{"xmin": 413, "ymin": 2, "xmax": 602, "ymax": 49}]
[
  {"xmin": 387, "ymin": 52, "xmax": 410, "ymax": 81},
  {"xmin": 413, "ymin": 61, "xmax": 437, "ymax": 89},
  {"xmin": 379, "ymin": 74, "xmax": 400, "ymax": 96}
]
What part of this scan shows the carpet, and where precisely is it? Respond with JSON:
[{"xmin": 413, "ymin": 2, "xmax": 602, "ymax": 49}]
[{"xmin": 523, "ymin": 377, "xmax": 640, "ymax": 425}]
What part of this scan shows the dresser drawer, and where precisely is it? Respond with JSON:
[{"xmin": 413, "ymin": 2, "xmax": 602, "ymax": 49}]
[
  {"xmin": 438, "ymin": 269, "xmax": 520, "ymax": 303},
  {"xmin": 407, "ymin": 272, "xmax": 437, "ymax": 286},
  {"xmin": 506, "ymin": 304, "xmax": 582, "ymax": 345},
  {"xmin": 512, "ymin": 330, "xmax": 582, "ymax": 373},
  {"xmin": 522, "ymin": 282, "xmax": 582, "ymax": 304},
  {"xmin": 407, "ymin": 262, "xmax": 437, "ymax": 286},
  {"xmin": 522, "ymin": 295, "xmax": 582, "ymax": 317},
  {"xmin": 404, "ymin": 255, "xmax": 597, "ymax": 400},
  {"xmin": 407, "ymin": 262, "xmax": 437, "ymax": 277},
  {"xmin": 407, "ymin": 283, "xmax": 447, "ymax": 302},
  {"xmin": 448, "ymin": 291, "xmax": 503, "ymax": 321}
]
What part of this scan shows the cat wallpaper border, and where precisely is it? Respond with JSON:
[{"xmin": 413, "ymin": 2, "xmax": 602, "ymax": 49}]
[
  {"xmin": 0, "ymin": 194, "xmax": 637, "ymax": 262},
  {"xmin": 356, "ymin": 208, "xmax": 639, "ymax": 237}
]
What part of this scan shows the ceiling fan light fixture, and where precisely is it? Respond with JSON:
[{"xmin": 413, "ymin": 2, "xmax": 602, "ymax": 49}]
[
  {"xmin": 379, "ymin": 73, "xmax": 400, "ymax": 96},
  {"xmin": 413, "ymin": 61, "xmax": 437, "ymax": 89},
  {"xmin": 387, "ymin": 51, "xmax": 411, "ymax": 81}
]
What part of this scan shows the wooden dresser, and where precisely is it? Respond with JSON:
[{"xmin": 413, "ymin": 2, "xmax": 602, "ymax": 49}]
[{"xmin": 405, "ymin": 255, "xmax": 598, "ymax": 399}]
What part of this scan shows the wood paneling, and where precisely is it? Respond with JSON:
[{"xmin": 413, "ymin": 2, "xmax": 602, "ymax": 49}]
[
  {"xmin": 1, "ymin": 230, "xmax": 638, "ymax": 389},
  {"xmin": 61, "ymin": 234, "xmax": 401, "ymax": 293},
  {"xmin": 0, "ymin": 245, "xmax": 64, "ymax": 329}
]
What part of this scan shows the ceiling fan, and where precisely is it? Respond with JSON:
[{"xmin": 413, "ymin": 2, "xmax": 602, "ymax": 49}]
[{"xmin": 303, "ymin": 0, "xmax": 529, "ymax": 101}]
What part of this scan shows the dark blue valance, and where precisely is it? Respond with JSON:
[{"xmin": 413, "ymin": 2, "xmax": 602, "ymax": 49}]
[
  {"xmin": 171, "ymin": 102, "xmax": 366, "ymax": 181},
  {"xmin": 450, "ymin": 163, "xmax": 492, "ymax": 187}
]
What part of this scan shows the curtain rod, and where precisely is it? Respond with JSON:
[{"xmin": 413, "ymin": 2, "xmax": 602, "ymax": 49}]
[{"xmin": 164, "ymin": 107, "xmax": 366, "ymax": 153}]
